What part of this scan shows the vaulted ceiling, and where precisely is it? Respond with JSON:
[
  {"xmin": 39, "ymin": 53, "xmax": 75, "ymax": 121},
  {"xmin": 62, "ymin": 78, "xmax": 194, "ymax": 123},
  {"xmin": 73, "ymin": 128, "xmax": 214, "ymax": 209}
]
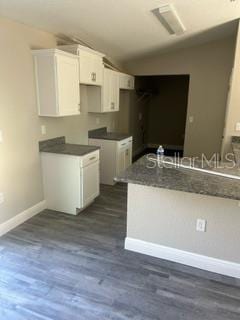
[{"xmin": 0, "ymin": 0, "xmax": 239, "ymax": 62}]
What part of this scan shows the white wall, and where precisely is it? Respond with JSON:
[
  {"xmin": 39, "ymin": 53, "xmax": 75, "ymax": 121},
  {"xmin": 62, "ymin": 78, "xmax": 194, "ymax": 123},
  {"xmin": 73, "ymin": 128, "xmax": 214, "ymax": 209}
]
[
  {"xmin": 127, "ymin": 183, "xmax": 240, "ymax": 264},
  {"xmin": 124, "ymin": 37, "xmax": 235, "ymax": 158},
  {"xmin": 0, "ymin": 17, "xmax": 119, "ymax": 224}
]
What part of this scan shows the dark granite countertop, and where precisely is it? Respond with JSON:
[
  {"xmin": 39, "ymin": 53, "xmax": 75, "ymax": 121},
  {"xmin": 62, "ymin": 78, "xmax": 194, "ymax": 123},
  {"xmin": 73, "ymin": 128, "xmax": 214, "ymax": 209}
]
[
  {"xmin": 88, "ymin": 127, "xmax": 132, "ymax": 141},
  {"xmin": 39, "ymin": 136, "xmax": 100, "ymax": 157},
  {"xmin": 115, "ymin": 155, "xmax": 240, "ymax": 201}
]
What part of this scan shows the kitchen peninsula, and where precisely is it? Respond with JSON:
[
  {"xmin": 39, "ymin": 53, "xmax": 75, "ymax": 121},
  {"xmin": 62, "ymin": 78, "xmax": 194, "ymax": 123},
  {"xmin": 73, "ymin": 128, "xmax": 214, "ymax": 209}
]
[{"xmin": 116, "ymin": 154, "xmax": 240, "ymax": 279}]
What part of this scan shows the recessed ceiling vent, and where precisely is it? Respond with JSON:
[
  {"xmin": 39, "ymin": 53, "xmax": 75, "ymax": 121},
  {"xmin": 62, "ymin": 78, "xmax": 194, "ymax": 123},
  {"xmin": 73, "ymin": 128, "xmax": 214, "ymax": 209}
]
[{"xmin": 158, "ymin": 4, "xmax": 186, "ymax": 36}]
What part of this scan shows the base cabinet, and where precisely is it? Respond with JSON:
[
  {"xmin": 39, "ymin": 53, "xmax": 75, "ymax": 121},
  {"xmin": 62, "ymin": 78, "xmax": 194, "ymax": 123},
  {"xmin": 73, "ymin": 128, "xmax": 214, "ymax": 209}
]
[
  {"xmin": 41, "ymin": 150, "xmax": 100, "ymax": 214},
  {"xmin": 89, "ymin": 137, "xmax": 132, "ymax": 185}
]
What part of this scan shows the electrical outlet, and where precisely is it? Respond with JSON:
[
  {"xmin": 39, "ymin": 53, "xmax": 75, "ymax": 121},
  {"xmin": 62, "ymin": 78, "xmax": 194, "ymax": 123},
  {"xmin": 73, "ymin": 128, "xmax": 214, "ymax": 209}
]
[
  {"xmin": 41, "ymin": 125, "xmax": 46, "ymax": 135},
  {"xmin": 0, "ymin": 193, "xmax": 4, "ymax": 204},
  {"xmin": 196, "ymin": 219, "xmax": 206, "ymax": 232},
  {"xmin": 189, "ymin": 116, "xmax": 194, "ymax": 123},
  {"xmin": 0, "ymin": 130, "xmax": 3, "ymax": 143}
]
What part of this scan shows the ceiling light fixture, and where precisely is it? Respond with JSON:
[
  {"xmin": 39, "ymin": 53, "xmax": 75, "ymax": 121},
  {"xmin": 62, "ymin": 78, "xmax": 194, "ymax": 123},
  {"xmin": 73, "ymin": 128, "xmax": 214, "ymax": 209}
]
[{"xmin": 157, "ymin": 4, "xmax": 186, "ymax": 36}]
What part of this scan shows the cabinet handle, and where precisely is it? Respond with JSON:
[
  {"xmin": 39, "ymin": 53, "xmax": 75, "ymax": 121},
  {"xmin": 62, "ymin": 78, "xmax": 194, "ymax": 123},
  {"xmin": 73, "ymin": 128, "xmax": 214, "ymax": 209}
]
[
  {"xmin": 111, "ymin": 102, "xmax": 115, "ymax": 110},
  {"xmin": 128, "ymin": 79, "xmax": 131, "ymax": 87},
  {"xmin": 126, "ymin": 149, "xmax": 129, "ymax": 156},
  {"xmin": 89, "ymin": 156, "xmax": 96, "ymax": 161},
  {"xmin": 121, "ymin": 143, "xmax": 126, "ymax": 146}
]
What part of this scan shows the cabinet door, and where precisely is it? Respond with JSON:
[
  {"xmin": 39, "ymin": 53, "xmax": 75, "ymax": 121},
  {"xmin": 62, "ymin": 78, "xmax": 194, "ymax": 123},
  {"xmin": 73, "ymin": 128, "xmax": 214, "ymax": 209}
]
[
  {"xmin": 125, "ymin": 145, "xmax": 132, "ymax": 169},
  {"xmin": 117, "ymin": 147, "xmax": 126, "ymax": 175},
  {"xmin": 79, "ymin": 50, "xmax": 103, "ymax": 86},
  {"xmin": 128, "ymin": 75, "xmax": 135, "ymax": 90},
  {"xmin": 104, "ymin": 69, "xmax": 119, "ymax": 112},
  {"xmin": 111, "ymin": 71, "xmax": 120, "ymax": 111},
  {"xmin": 81, "ymin": 161, "xmax": 100, "ymax": 208},
  {"xmin": 79, "ymin": 50, "xmax": 91, "ymax": 84},
  {"xmin": 93, "ymin": 55, "xmax": 103, "ymax": 85},
  {"xmin": 119, "ymin": 73, "xmax": 135, "ymax": 90},
  {"xmin": 56, "ymin": 54, "xmax": 80, "ymax": 116},
  {"xmin": 102, "ymin": 69, "xmax": 112, "ymax": 112}
]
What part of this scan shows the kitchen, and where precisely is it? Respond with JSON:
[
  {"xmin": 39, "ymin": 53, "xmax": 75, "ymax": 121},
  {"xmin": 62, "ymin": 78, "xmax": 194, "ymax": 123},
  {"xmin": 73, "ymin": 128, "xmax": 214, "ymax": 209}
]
[
  {"xmin": 1, "ymin": 1, "xmax": 240, "ymax": 319},
  {"xmin": 32, "ymin": 45, "xmax": 134, "ymax": 214}
]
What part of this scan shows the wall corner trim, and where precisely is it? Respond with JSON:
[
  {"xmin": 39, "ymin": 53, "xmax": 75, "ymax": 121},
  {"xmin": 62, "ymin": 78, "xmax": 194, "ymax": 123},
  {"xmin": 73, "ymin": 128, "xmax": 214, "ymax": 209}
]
[
  {"xmin": 125, "ymin": 237, "xmax": 240, "ymax": 279},
  {"xmin": 0, "ymin": 200, "xmax": 47, "ymax": 237}
]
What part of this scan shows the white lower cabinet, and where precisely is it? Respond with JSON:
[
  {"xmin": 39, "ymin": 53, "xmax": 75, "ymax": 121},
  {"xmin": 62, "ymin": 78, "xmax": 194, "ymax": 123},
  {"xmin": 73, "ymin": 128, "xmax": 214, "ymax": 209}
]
[
  {"xmin": 117, "ymin": 139, "xmax": 132, "ymax": 174},
  {"xmin": 89, "ymin": 137, "xmax": 132, "ymax": 185},
  {"xmin": 41, "ymin": 150, "xmax": 99, "ymax": 215}
]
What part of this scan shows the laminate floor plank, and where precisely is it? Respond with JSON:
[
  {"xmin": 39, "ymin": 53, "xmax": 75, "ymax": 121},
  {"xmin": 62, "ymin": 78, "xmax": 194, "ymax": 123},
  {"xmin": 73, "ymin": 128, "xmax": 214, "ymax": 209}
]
[{"xmin": 0, "ymin": 183, "xmax": 240, "ymax": 319}]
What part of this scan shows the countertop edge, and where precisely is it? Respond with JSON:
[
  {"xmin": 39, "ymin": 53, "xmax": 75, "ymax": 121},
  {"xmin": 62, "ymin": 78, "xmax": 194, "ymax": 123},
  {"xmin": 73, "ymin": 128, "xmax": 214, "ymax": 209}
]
[{"xmin": 114, "ymin": 177, "xmax": 240, "ymax": 201}]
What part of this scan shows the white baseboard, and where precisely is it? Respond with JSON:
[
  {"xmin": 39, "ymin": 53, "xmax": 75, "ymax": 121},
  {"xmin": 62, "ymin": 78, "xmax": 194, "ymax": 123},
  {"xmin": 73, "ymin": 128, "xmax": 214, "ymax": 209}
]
[
  {"xmin": 0, "ymin": 200, "xmax": 47, "ymax": 237},
  {"xmin": 125, "ymin": 237, "xmax": 240, "ymax": 279}
]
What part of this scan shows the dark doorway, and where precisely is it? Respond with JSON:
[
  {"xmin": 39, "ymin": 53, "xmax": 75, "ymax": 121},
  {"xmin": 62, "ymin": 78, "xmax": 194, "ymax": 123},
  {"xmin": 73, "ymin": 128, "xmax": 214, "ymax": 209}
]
[{"xmin": 135, "ymin": 75, "xmax": 189, "ymax": 158}]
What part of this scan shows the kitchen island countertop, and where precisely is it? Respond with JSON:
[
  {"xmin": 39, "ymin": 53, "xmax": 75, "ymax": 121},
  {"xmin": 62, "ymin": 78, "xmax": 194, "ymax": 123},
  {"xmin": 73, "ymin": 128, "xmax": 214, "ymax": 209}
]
[{"xmin": 115, "ymin": 154, "xmax": 240, "ymax": 201}]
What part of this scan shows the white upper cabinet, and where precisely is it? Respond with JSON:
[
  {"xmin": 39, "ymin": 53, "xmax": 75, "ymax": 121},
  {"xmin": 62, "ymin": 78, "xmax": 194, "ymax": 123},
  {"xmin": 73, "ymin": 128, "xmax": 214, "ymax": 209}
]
[
  {"xmin": 119, "ymin": 72, "xmax": 135, "ymax": 90},
  {"xmin": 58, "ymin": 45, "xmax": 105, "ymax": 86},
  {"xmin": 79, "ymin": 50, "xmax": 104, "ymax": 86},
  {"xmin": 33, "ymin": 49, "xmax": 80, "ymax": 117},
  {"xmin": 87, "ymin": 68, "xmax": 120, "ymax": 113},
  {"xmin": 103, "ymin": 69, "xmax": 120, "ymax": 112}
]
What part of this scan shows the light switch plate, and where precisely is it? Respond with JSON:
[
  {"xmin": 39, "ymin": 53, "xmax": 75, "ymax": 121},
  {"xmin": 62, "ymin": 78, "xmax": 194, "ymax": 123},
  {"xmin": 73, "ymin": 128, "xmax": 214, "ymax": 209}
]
[
  {"xmin": 196, "ymin": 219, "xmax": 207, "ymax": 232},
  {"xmin": 235, "ymin": 122, "xmax": 240, "ymax": 131},
  {"xmin": 41, "ymin": 125, "xmax": 46, "ymax": 135},
  {"xmin": 0, "ymin": 130, "xmax": 3, "ymax": 143},
  {"xmin": 189, "ymin": 116, "xmax": 194, "ymax": 123}
]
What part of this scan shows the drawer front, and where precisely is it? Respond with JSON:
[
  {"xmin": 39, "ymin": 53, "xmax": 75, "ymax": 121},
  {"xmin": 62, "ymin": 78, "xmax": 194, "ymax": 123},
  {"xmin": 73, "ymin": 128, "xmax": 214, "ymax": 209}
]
[
  {"xmin": 118, "ymin": 137, "xmax": 133, "ymax": 149},
  {"xmin": 80, "ymin": 150, "xmax": 99, "ymax": 167}
]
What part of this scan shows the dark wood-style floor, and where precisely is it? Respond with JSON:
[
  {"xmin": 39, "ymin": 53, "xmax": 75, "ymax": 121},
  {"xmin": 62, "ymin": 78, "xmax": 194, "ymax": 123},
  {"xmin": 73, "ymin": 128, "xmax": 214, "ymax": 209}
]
[{"xmin": 0, "ymin": 184, "xmax": 240, "ymax": 320}]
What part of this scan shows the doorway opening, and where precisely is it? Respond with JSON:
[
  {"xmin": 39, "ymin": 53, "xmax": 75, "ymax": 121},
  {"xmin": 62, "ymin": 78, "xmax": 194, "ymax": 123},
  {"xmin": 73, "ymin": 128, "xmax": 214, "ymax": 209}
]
[{"xmin": 134, "ymin": 74, "xmax": 190, "ymax": 159}]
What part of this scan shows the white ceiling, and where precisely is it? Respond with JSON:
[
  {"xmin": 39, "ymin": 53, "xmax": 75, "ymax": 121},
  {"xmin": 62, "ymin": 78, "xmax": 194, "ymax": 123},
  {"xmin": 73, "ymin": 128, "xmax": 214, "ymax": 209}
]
[{"xmin": 0, "ymin": 0, "xmax": 240, "ymax": 62}]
